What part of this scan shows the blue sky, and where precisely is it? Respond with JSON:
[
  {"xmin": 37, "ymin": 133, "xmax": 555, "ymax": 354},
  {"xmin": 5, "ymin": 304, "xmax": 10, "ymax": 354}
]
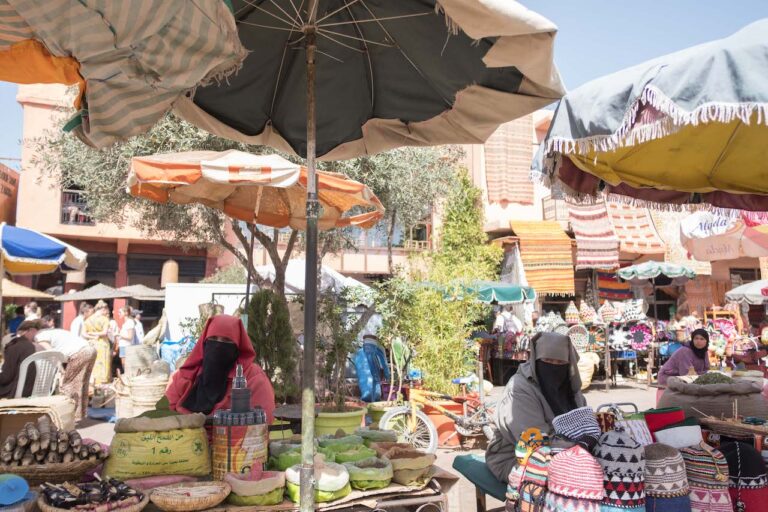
[{"xmin": 0, "ymin": 2, "xmax": 767, "ymax": 163}]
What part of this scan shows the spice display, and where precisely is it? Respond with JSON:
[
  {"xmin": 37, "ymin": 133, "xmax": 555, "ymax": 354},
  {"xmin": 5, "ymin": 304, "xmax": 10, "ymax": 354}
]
[
  {"xmin": 1, "ymin": 418, "xmax": 106, "ymax": 467},
  {"xmin": 40, "ymin": 475, "xmax": 142, "ymax": 510},
  {"xmin": 694, "ymin": 373, "xmax": 735, "ymax": 385}
]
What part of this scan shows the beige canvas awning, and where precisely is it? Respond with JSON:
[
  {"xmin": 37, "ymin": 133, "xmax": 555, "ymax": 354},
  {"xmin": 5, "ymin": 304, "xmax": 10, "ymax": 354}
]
[{"xmin": 2, "ymin": 279, "xmax": 53, "ymax": 299}]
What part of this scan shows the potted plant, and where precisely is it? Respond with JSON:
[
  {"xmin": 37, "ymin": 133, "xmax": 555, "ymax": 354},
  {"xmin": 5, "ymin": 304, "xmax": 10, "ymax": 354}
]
[
  {"xmin": 246, "ymin": 289, "xmax": 299, "ymax": 404},
  {"xmin": 314, "ymin": 290, "xmax": 367, "ymax": 436}
]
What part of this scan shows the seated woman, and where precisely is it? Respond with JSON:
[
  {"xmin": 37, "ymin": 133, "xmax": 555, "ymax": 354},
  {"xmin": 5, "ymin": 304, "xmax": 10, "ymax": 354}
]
[
  {"xmin": 485, "ymin": 332, "xmax": 585, "ymax": 482},
  {"xmin": 658, "ymin": 328, "xmax": 710, "ymax": 387},
  {"xmin": 0, "ymin": 320, "xmax": 42, "ymax": 398},
  {"xmin": 165, "ymin": 315, "xmax": 275, "ymax": 422}
]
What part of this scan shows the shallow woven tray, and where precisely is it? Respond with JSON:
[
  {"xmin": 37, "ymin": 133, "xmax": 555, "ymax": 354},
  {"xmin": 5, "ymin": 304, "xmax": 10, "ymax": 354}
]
[
  {"xmin": 0, "ymin": 458, "xmax": 101, "ymax": 487},
  {"xmin": 700, "ymin": 417, "xmax": 768, "ymax": 439},
  {"xmin": 37, "ymin": 494, "xmax": 149, "ymax": 512},
  {"xmin": 150, "ymin": 482, "xmax": 231, "ymax": 512}
]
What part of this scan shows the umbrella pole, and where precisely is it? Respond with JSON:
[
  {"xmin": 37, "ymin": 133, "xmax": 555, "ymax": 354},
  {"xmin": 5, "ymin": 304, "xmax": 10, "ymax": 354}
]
[
  {"xmin": 246, "ymin": 223, "xmax": 255, "ymax": 306},
  {"xmin": 300, "ymin": 7, "xmax": 319, "ymax": 512}
]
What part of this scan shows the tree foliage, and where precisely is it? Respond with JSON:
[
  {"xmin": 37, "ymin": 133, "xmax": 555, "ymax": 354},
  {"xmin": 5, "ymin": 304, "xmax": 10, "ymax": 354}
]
[
  {"xmin": 432, "ymin": 170, "xmax": 502, "ymax": 281},
  {"xmin": 373, "ymin": 171, "xmax": 501, "ymax": 393},
  {"xmin": 31, "ymin": 114, "xmax": 292, "ymax": 291},
  {"xmin": 246, "ymin": 289, "xmax": 298, "ymax": 403},
  {"xmin": 201, "ymin": 264, "xmax": 247, "ymax": 284},
  {"xmin": 327, "ymin": 147, "xmax": 462, "ymax": 272}
]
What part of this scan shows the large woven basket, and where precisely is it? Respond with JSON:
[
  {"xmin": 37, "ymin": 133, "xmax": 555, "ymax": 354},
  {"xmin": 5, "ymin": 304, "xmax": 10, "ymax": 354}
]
[
  {"xmin": 150, "ymin": 482, "xmax": 231, "ymax": 512},
  {"xmin": 0, "ymin": 458, "xmax": 101, "ymax": 487},
  {"xmin": 38, "ymin": 493, "xmax": 149, "ymax": 512}
]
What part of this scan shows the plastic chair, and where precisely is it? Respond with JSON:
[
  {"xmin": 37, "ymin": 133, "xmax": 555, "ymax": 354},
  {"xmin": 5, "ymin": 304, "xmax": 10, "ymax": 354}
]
[{"xmin": 14, "ymin": 350, "xmax": 67, "ymax": 398}]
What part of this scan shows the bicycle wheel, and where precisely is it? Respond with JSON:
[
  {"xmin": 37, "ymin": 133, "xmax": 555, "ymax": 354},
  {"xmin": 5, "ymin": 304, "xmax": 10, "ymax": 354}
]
[{"xmin": 379, "ymin": 406, "xmax": 438, "ymax": 454}]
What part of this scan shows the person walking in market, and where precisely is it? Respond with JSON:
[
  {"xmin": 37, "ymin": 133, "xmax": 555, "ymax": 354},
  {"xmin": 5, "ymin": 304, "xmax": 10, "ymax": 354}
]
[
  {"xmin": 485, "ymin": 332, "xmax": 585, "ymax": 482},
  {"xmin": 83, "ymin": 300, "xmax": 111, "ymax": 385}
]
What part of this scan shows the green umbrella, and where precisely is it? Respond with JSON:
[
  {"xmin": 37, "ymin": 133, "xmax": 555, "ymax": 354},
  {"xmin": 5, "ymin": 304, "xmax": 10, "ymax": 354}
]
[
  {"xmin": 423, "ymin": 280, "xmax": 536, "ymax": 305},
  {"xmin": 463, "ymin": 281, "xmax": 536, "ymax": 304},
  {"xmin": 618, "ymin": 261, "xmax": 695, "ymax": 319},
  {"xmin": 617, "ymin": 261, "xmax": 695, "ymax": 285}
]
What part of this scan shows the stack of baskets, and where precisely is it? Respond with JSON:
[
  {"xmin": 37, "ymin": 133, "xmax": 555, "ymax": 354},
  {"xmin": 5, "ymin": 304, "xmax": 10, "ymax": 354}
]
[{"xmin": 115, "ymin": 346, "xmax": 169, "ymax": 418}]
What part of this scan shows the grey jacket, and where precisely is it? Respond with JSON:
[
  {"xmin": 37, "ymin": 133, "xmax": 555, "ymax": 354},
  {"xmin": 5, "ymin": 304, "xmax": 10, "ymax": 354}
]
[{"xmin": 485, "ymin": 340, "xmax": 585, "ymax": 481}]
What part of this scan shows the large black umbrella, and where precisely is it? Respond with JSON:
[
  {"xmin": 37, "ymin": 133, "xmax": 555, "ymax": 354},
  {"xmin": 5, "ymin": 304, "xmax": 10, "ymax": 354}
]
[{"xmin": 175, "ymin": 1, "xmax": 565, "ymax": 508}]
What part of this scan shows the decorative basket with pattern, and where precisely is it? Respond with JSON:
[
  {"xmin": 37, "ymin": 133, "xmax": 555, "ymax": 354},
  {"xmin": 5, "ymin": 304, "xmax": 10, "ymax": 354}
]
[{"xmin": 566, "ymin": 324, "xmax": 590, "ymax": 353}]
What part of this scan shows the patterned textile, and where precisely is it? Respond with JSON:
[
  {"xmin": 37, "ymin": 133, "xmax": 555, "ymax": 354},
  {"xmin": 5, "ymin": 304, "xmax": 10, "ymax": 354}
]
[
  {"xmin": 565, "ymin": 301, "xmax": 580, "ymax": 325},
  {"xmin": 616, "ymin": 417, "xmax": 654, "ymax": 447},
  {"xmin": 518, "ymin": 482, "xmax": 547, "ymax": 512},
  {"xmin": 596, "ymin": 413, "xmax": 616, "ymax": 433},
  {"xmin": 512, "ymin": 221, "xmax": 575, "ymax": 295},
  {"xmin": 567, "ymin": 200, "xmax": 619, "ymax": 270},
  {"xmin": 548, "ymin": 446, "xmax": 605, "ymax": 500},
  {"xmin": 645, "ymin": 443, "xmax": 690, "ymax": 498},
  {"xmin": 553, "ymin": 407, "xmax": 601, "ymax": 442},
  {"xmin": 544, "ymin": 492, "xmax": 600, "ymax": 512},
  {"xmin": 720, "ymin": 442, "xmax": 768, "ymax": 512},
  {"xmin": 683, "ymin": 277, "xmax": 728, "ymax": 316},
  {"xmin": 522, "ymin": 447, "xmax": 552, "ymax": 487},
  {"xmin": 60, "ymin": 345, "xmax": 96, "ymax": 420},
  {"xmin": 597, "ymin": 272, "xmax": 633, "ymax": 301},
  {"xmin": 651, "ymin": 210, "xmax": 712, "ymax": 275},
  {"xmin": 484, "ymin": 116, "xmax": 535, "ymax": 205},
  {"xmin": 606, "ymin": 202, "xmax": 665, "ymax": 254},
  {"xmin": 680, "ymin": 443, "xmax": 731, "ymax": 489},
  {"xmin": 598, "ymin": 301, "xmax": 618, "ymax": 323},
  {"xmin": 688, "ymin": 486, "xmax": 733, "ymax": 512},
  {"xmin": 1, "ymin": 0, "xmax": 245, "ymax": 148},
  {"xmin": 595, "ymin": 430, "xmax": 646, "ymax": 508}
]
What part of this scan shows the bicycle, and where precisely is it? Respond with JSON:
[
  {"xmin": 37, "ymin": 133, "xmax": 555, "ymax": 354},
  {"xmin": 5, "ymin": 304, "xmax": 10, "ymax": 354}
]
[{"xmin": 377, "ymin": 378, "xmax": 496, "ymax": 454}]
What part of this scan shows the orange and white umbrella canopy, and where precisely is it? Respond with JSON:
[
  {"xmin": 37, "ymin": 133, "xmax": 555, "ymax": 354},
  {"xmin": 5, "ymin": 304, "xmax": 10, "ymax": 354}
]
[{"xmin": 128, "ymin": 150, "xmax": 384, "ymax": 231}]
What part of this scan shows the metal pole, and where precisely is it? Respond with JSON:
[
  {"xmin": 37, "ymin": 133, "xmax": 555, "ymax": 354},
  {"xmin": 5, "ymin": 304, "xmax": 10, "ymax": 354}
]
[
  {"xmin": 245, "ymin": 223, "xmax": 255, "ymax": 307},
  {"xmin": 300, "ymin": 3, "xmax": 319, "ymax": 510}
]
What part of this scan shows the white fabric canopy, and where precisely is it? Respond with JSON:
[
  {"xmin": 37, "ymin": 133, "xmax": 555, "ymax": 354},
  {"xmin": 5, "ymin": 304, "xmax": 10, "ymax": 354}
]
[
  {"xmin": 255, "ymin": 259, "xmax": 368, "ymax": 295},
  {"xmin": 725, "ymin": 279, "xmax": 768, "ymax": 305}
]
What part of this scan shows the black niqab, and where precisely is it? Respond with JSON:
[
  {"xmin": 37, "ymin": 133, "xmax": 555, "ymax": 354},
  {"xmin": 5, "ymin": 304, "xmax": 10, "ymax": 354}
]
[
  {"xmin": 182, "ymin": 339, "xmax": 239, "ymax": 414},
  {"xmin": 535, "ymin": 360, "xmax": 577, "ymax": 416}
]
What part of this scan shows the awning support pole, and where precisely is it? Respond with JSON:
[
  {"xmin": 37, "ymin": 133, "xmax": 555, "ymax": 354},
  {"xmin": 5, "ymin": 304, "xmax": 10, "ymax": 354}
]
[{"xmin": 300, "ymin": 3, "xmax": 319, "ymax": 511}]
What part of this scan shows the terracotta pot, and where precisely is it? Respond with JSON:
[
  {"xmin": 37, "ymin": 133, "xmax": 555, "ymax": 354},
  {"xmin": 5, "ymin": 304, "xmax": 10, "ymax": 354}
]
[{"xmin": 421, "ymin": 401, "xmax": 464, "ymax": 447}]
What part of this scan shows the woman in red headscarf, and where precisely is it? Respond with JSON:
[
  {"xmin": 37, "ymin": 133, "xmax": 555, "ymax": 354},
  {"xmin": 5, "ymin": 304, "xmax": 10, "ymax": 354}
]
[{"xmin": 165, "ymin": 315, "xmax": 275, "ymax": 422}]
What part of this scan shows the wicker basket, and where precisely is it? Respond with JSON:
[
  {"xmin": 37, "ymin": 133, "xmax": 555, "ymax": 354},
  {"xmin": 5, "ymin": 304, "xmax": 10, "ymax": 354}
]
[
  {"xmin": 38, "ymin": 493, "xmax": 149, "ymax": 512},
  {"xmin": 130, "ymin": 375, "xmax": 168, "ymax": 416},
  {"xmin": 0, "ymin": 458, "xmax": 101, "ymax": 487},
  {"xmin": 114, "ymin": 375, "xmax": 133, "ymax": 419},
  {"xmin": 150, "ymin": 482, "xmax": 231, "ymax": 512},
  {"xmin": 700, "ymin": 417, "xmax": 768, "ymax": 439}
]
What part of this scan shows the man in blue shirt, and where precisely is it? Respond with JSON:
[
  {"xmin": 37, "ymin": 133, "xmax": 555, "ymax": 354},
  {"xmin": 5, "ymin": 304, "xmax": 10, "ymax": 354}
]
[{"xmin": 7, "ymin": 306, "xmax": 24, "ymax": 335}]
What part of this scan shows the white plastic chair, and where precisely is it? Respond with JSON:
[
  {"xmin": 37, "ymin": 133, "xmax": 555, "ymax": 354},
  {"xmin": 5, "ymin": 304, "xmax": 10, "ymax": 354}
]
[{"xmin": 14, "ymin": 350, "xmax": 67, "ymax": 398}]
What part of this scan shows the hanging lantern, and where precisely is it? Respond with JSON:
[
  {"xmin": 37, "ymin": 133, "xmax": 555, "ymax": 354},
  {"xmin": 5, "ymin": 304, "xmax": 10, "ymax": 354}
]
[{"xmin": 161, "ymin": 259, "xmax": 179, "ymax": 288}]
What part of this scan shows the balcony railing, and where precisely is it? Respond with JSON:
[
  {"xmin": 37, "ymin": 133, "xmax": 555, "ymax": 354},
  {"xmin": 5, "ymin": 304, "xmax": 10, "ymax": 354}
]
[{"xmin": 60, "ymin": 190, "xmax": 94, "ymax": 225}]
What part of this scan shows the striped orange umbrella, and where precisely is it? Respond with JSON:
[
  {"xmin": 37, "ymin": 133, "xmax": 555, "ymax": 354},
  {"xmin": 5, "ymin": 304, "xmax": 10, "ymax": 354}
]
[{"xmin": 127, "ymin": 150, "xmax": 384, "ymax": 231}]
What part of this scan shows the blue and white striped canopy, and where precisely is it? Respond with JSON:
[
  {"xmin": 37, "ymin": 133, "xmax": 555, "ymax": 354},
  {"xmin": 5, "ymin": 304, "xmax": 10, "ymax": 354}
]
[{"xmin": 0, "ymin": 223, "xmax": 87, "ymax": 275}]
